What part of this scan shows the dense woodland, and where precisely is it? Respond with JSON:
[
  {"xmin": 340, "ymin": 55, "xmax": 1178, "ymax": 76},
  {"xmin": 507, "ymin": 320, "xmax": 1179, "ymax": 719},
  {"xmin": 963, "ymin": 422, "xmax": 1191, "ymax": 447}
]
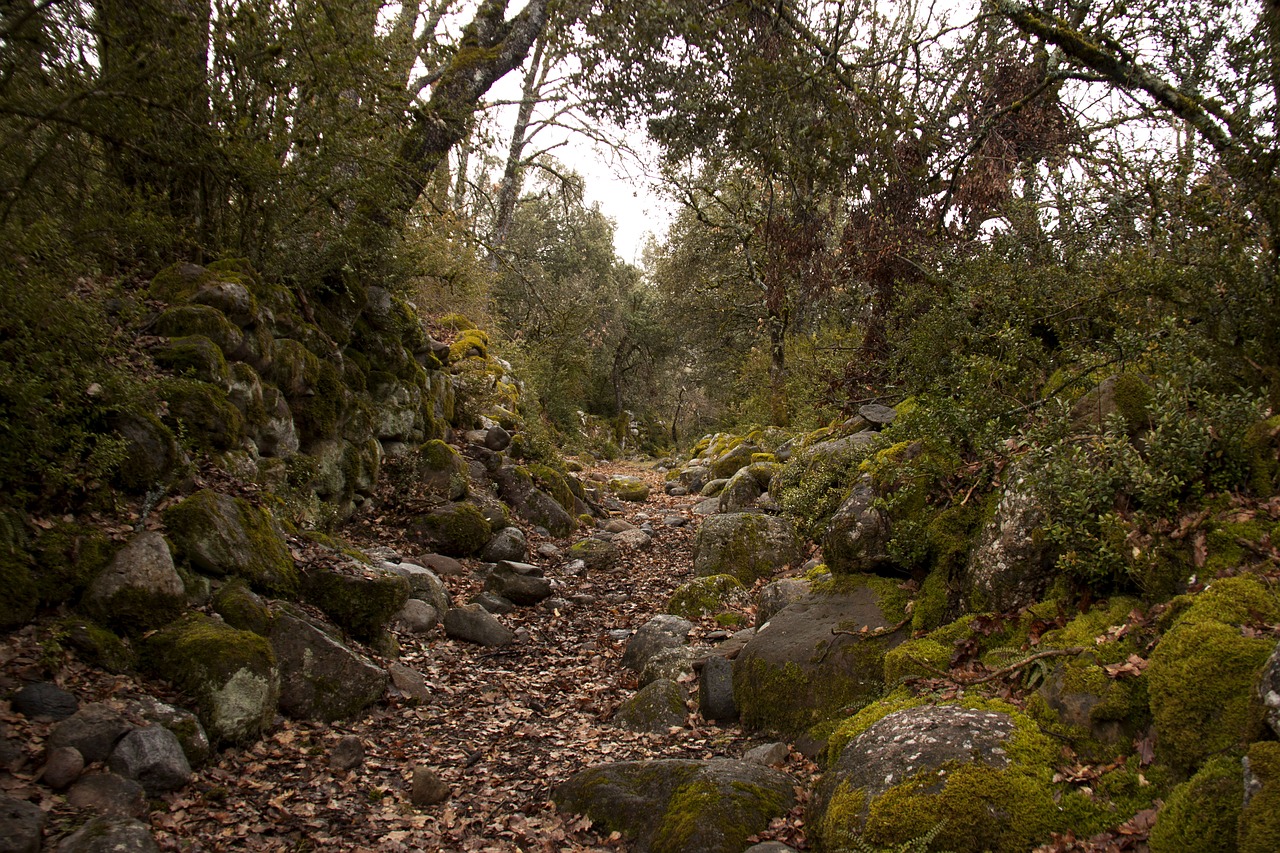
[{"xmin": 6, "ymin": 1, "xmax": 1280, "ymax": 851}]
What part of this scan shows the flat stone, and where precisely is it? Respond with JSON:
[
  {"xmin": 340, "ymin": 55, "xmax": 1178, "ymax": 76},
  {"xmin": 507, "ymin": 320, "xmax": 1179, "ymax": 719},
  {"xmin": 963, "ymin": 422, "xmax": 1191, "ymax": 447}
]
[
  {"xmin": 743, "ymin": 742, "xmax": 789, "ymax": 766},
  {"xmin": 483, "ymin": 562, "xmax": 553, "ymax": 606},
  {"xmin": 417, "ymin": 553, "xmax": 466, "ymax": 576},
  {"xmin": 472, "ymin": 591, "xmax": 516, "ymax": 614},
  {"xmin": 387, "ymin": 663, "xmax": 432, "ymax": 702},
  {"xmin": 67, "ymin": 773, "xmax": 147, "ymax": 818},
  {"xmin": 49, "ymin": 704, "xmax": 130, "ymax": 764},
  {"xmin": 13, "ymin": 683, "xmax": 79, "ymax": 721},
  {"xmin": 443, "ymin": 604, "xmax": 515, "ymax": 647}
]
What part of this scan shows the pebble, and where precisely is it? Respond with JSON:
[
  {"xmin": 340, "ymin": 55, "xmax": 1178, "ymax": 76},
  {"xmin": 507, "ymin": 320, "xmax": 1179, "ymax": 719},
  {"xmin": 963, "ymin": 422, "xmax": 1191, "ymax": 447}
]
[
  {"xmin": 411, "ymin": 766, "xmax": 450, "ymax": 807},
  {"xmin": 330, "ymin": 736, "xmax": 365, "ymax": 771}
]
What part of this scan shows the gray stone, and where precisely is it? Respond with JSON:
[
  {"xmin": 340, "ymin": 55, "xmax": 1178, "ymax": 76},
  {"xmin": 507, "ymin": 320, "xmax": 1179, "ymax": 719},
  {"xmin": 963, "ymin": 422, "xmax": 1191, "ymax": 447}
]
[
  {"xmin": 616, "ymin": 679, "xmax": 686, "ymax": 733},
  {"xmin": 84, "ymin": 531, "xmax": 185, "ymax": 633},
  {"xmin": 709, "ymin": 443, "xmax": 761, "ymax": 479},
  {"xmin": 639, "ymin": 646, "xmax": 697, "ymax": 687},
  {"xmin": 744, "ymin": 843, "xmax": 797, "ymax": 853},
  {"xmin": 394, "ymin": 599, "xmax": 440, "ymax": 633},
  {"xmin": 621, "ymin": 615, "xmax": 693, "ymax": 673},
  {"xmin": 821, "ymin": 475, "xmax": 892, "ymax": 574},
  {"xmin": 0, "ymin": 794, "xmax": 43, "ymax": 853},
  {"xmin": 665, "ymin": 485, "xmax": 689, "ymax": 497},
  {"xmin": 700, "ymin": 478, "xmax": 730, "ymax": 497},
  {"xmin": 48, "ymin": 704, "xmax": 130, "ymax": 764},
  {"xmin": 567, "ymin": 537, "xmax": 620, "ymax": 571},
  {"xmin": 480, "ymin": 527, "xmax": 527, "ymax": 563},
  {"xmin": 472, "ymin": 591, "xmax": 516, "ymax": 614},
  {"xmin": 614, "ymin": 528, "xmax": 654, "ymax": 550},
  {"xmin": 492, "ymin": 465, "xmax": 576, "ymax": 537},
  {"xmin": 484, "ymin": 425, "xmax": 512, "ymax": 451},
  {"xmin": 270, "ymin": 613, "xmax": 388, "ymax": 722},
  {"xmin": 858, "ymin": 403, "xmax": 897, "ymax": 426},
  {"xmin": 554, "ymin": 758, "xmax": 795, "ymax": 853},
  {"xmin": 330, "ymin": 736, "xmax": 364, "ymax": 771},
  {"xmin": 693, "ymin": 513, "xmax": 802, "ymax": 584},
  {"xmin": 411, "ymin": 765, "xmax": 450, "ymax": 806},
  {"xmin": 41, "ymin": 746, "xmax": 85, "ymax": 790},
  {"xmin": 417, "ymin": 553, "xmax": 466, "ymax": 576},
  {"xmin": 108, "ymin": 726, "xmax": 192, "ymax": 795},
  {"xmin": 600, "ymin": 519, "xmax": 636, "ymax": 533},
  {"xmin": 387, "ymin": 662, "xmax": 432, "ymax": 702},
  {"xmin": 698, "ymin": 655, "xmax": 738, "ymax": 723},
  {"xmin": 964, "ymin": 471, "xmax": 1056, "ymax": 612},
  {"xmin": 542, "ymin": 597, "xmax": 571, "ymax": 612},
  {"xmin": 756, "ymin": 578, "xmax": 811, "ymax": 627},
  {"xmin": 691, "ymin": 497, "xmax": 721, "ymax": 516},
  {"xmin": 67, "ymin": 774, "xmax": 146, "ymax": 817},
  {"xmin": 56, "ymin": 816, "xmax": 158, "ymax": 853},
  {"xmin": 443, "ymin": 604, "xmax": 515, "ymax": 647},
  {"xmin": 743, "ymin": 742, "xmax": 789, "ymax": 766},
  {"xmin": 483, "ymin": 562, "xmax": 553, "ymax": 606},
  {"xmin": 664, "ymin": 516, "xmax": 690, "ymax": 527},
  {"xmin": 608, "ymin": 476, "xmax": 650, "ymax": 502},
  {"xmin": 718, "ymin": 468, "xmax": 763, "ymax": 514},
  {"xmin": 134, "ymin": 697, "xmax": 210, "ymax": 768},
  {"xmin": 12, "ymin": 683, "xmax": 78, "ymax": 721},
  {"xmin": 162, "ymin": 489, "xmax": 298, "ymax": 596},
  {"xmin": 535, "ymin": 543, "xmax": 562, "ymax": 559},
  {"xmin": 734, "ymin": 587, "xmax": 906, "ymax": 735},
  {"xmin": 383, "ymin": 562, "xmax": 451, "ymax": 614}
]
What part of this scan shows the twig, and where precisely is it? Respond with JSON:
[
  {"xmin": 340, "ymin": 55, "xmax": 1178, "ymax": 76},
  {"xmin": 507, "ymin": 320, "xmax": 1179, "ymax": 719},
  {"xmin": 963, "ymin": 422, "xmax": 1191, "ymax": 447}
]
[
  {"xmin": 818, "ymin": 618, "xmax": 910, "ymax": 663},
  {"xmin": 959, "ymin": 647, "xmax": 1084, "ymax": 686}
]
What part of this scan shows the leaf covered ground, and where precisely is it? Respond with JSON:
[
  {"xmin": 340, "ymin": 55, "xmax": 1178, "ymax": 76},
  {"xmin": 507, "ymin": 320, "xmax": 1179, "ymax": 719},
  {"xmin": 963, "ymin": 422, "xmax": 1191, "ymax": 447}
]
[{"xmin": 1, "ymin": 463, "xmax": 814, "ymax": 851}]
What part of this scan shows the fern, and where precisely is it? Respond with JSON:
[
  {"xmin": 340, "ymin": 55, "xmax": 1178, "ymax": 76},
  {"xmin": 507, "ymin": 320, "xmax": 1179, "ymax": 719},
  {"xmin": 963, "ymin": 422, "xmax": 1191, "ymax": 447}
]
[{"xmin": 833, "ymin": 819, "xmax": 952, "ymax": 853}]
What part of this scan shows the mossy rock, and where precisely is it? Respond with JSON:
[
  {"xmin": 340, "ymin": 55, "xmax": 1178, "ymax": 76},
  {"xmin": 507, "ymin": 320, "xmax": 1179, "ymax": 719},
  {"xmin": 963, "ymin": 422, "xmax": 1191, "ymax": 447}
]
[
  {"xmin": 405, "ymin": 439, "xmax": 467, "ymax": 500},
  {"xmin": 158, "ymin": 377, "xmax": 245, "ymax": 452},
  {"xmin": 414, "ymin": 502, "xmax": 490, "ymax": 557},
  {"xmin": 301, "ymin": 567, "xmax": 410, "ymax": 644},
  {"xmin": 882, "ymin": 637, "xmax": 950, "ymax": 687},
  {"xmin": 554, "ymin": 758, "xmax": 795, "ymax": 853},
  {"xmin": 55, "ymin": 617, "xmax": 136, "ymax": 673},
  {"xmin": 212, "ymin": 579, "xmax": 275, "ymax": 636},
  {"xmin": 529, "ymin": 464, "xmax": 577, "ymax": 514},
  {"xmin": 608, "ymin": 476, "xmax": 651, "ymax": 502},
  {"xmin": 709, "ymin": 442, "xmax": 761, "ymax": 480},
  {"xmin": 153, "ymin": 304, "xmax": 243, "ymax": 356},
  {"xmin": 732, "ymin": 577, "xmax": 909, "ymax": 736},
  {"xmin": 448, "ymin": 328, "xmax": 489, "ymax": 363},
  {"xmin": 693, "ymin": 513, "xmax": 802, "ymax": 585},
  {"xmin": 106, "ymin": 408, "xmax": 182, "ymax": 494},
  {"xmin": 911, "ymin": 567, "xmax": 952, "ymax": 632},
  {"xmin": 1241, "ymin": 741, "xmax": 1280, "ymax": 853},
  {"xmin": 1149, "ymin": 617, "xmax": 1272, "ymax": 773},
  {"xmin": 1148, "ymin": 754, "xmax": 1244, "ymax": 852},
  {"xmin": 163, "ymin": 489, "xmax": 299, "ymax": 596},
  {"xmin": 143, "ymin": 612, "xmax": 280, "ymax": 745},
  {"xmin": 152, "ymin": 335, "xmax": 231, "ymax": 386},
  {"xmin": 149, "ymin": 262, "xmax": 221, "ymax": 303},
  {"xmin": 568, "ymin": 537, "xmax": 620, "ymax": 571},
  {"xmin": 438, "ymin": 313, "xmax": 476, "ymax": 331},
  {"xmin": 1244, "ymin": 414, "xmax": 1280, "ymax": 496},
  {"xmin": 615, "ymin": 679, "xmax": 687, "ymax": 733},
  {"xmin": 288, "ymin": 358, "xmax": 347, "ymax": 444},
  {"xmin": 666, "ymin": 575, "xmax": 748, "ymax": 619},
  {"xmin": 817, "ymin": 700, "xmax": 1078, "ymax": 853}
]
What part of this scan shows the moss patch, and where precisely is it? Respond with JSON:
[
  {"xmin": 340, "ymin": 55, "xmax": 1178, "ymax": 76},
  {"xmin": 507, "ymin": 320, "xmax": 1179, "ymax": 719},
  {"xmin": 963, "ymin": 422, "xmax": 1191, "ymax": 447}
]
[
  {"xmin": 1148, "ymin": 754, "xmax": 1244, "ymax": 852},
  {"xmin": 415, "ymin": 502, "xmax": 490, "ymax": 557},
  {"xmin": 158, "ymin": 377, "xmax": 245, "ymax": 452},
  {"xmin": 667, "ymin": 575, "xmax": 747, "ymax": 619},
  {"xmin": 163, "ymin": 489, "xmax": 299, "ymax": 596},
  {"xmin": 301, "ymin": 569, "xmax": 409, "ymax": 643}
]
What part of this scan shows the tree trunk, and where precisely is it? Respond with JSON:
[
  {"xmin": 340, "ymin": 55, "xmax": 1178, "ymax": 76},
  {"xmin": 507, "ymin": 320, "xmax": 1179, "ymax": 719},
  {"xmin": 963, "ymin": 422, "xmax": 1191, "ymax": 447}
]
[{"xmin": 490, "ymin": 34, "xmax": 548, "ymax": 262}]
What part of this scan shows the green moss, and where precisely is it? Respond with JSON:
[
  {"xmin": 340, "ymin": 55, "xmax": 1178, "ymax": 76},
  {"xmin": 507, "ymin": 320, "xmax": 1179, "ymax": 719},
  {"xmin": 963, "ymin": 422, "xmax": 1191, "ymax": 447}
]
[
  {"xmin": 448, "ymin": 328, "xmax": 489, "ymax": 363},
  {"xmin": 1240, "ymin": 741, "xmax": 1280, "ymax": 853},
  {"xmin": 0, "ymin": 544, "xmax": 38, "ymax": 629},
  {"xmin": 811, "ymin": 573, "xmax": 910, "ymax": 624},
  {"xmin": 158, "ymin": 377, "xmax": 245, "ymax": 452},
  {"xmin": 911, "ymin": 568, "xmax": 951, "ymax": 632},
  {"xmin": 1111, "ymin": 371, "xmax": 1154, "ymax": 433},
  {"xmin": 163, "ymin": 489, "xmax": 299, "ymax": 597},
  {"xmin": 55, "ymin": 617, "xmax": 135, "ymax": 673},
  {"xmin": 667, "ymin": 575, "xmax": 747, "ymax": 619},
  {"xmin": 651, "ymin": 777, "xmax": 788, "ymax": 853},
  {"xmin": 882, "ymin": 638, "xmax": 949, "ymax": 688},
  {"xmin": 1178, "ymin": 574, "xmax": 1280, "ymax": 627},
  {"xmin": 1149, "ymin": 617, "xmax": 1272, "ymax": 773},
  {"xmin": 1041, "ymin": 597, "xmax": 1142, "ymax": 665},
  {"xmin": 416, "ymin": 501, "xmax": 490, "ymax": 557},
  {"xmin": 212, "ymin": 579, "xmax": 275, "ymax": 636},
  {"xmin": 149, "ymin": 263, "xmax": 223, "ymax": 303},
  {"xmin": 153, "ymin": 304, "xmax": 242, "ymax": 354},
  {"xmin": 819, "ymin": 781, "xmax": 869, "ymax": 850},
  {"xmin": 143, "ymin": 611, "xmax": 279, "ymax": 745},
  {"xmin": 290, "ymin": 358, "xmax": 346, "ymax": 443},
  {"xmin": 301, "ymin": 569, "xmax": 409, "ymax": 644},
  {"xmin": 438, "ymin": 313, "xmax": 476, "ymax": 331},
  {"xmin": 153, "ymin": 335, "xmax": 231, "ymax": 385},
  {"xmin": 529, "ymin": 463, "xmax": 576, "ymax": 513},
  {"xmin": 1244, "ymin": 414, "xmax": 1280, "ymax": 496},
  {"xmin": 1148, "ymin": 755, "xmax": 1244, "ymax": 852}
]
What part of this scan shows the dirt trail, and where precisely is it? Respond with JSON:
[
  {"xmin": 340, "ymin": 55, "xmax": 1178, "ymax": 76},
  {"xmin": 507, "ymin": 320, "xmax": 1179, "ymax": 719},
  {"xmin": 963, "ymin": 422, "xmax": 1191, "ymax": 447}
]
[{"xmin": 1, "ymin": 463, "xmax": 811, "ymax": 852}]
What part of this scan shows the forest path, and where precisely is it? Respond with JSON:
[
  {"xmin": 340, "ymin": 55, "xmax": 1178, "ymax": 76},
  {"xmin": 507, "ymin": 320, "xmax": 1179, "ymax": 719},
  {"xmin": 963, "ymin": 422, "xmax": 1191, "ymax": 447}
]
[{"xmin": 3, "ymin": 462, "xmax": 814, "ymax": 851}]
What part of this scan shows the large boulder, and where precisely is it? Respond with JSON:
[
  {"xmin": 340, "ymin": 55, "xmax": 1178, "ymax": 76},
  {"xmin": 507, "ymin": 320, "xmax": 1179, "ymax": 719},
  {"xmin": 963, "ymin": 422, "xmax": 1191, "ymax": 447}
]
[
  {"xmin": 709, "ymin": 443, "xmax": 761, "ymax": 480},
  {"xmin": 143, "ymin": 613, "xmax": 279, "ymax": 745},
  {"xmin": 108, "ymin": 727, "xmax": 192, "ymax": 795},
  {"xmin": 301, "ymin": 567, "xmax": 410, "ymax": 644},
  {"xmin": 56, "ymin": 815, "xmax": 158, "ymax": 853},
  {"xmin": 269, "ymin": 613, "xmax": 388, "ymax": 721},
  {"xmin": 963, "ymin": 473, "xmax": 1055, "ymax": 612},
  {"xmin": 821, "ymin": 475, "xmax": 893, "ymax": 575},
  {"xmin": 733, "ymin": 578, "xmax": 907, "ymax": 735},
  {"xmin": 554, "ymin": 758, "xmax": 795, "ymax": 853},
  {"xmin": 163, "ymin": 489, "xmax": 299, "ymax": 597},
  {"xmin": 482, "ymin": 562, "xmax": 553, "ymax": 606},
  {"xmin": 83, "ymin": 532, "xmax": 186, "ymax": 634},
  {"xmin": 815, "ymin": 703, "xmax": 1058, "ymax": 853},
  {"xmin": 666, "ymin": 575, "xmax": 749, "ymax": 620},
  {"xmin": 567, "ymin": 537, "xmax": 620, "ymax": 572},
  {"xmin": 717, "ymin": 468, "xmax": 763, "ymax": 514},
  {"xmin": 380, "ymin": 561, "xmax": 450, "ymax": 614},
  {"xmin": 608, "ymin": 476, "xmax": 650, "ymax": 502},
  {"xmin": 693, "ymin": 513, "xmax": 802, "ymax": 584}
]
